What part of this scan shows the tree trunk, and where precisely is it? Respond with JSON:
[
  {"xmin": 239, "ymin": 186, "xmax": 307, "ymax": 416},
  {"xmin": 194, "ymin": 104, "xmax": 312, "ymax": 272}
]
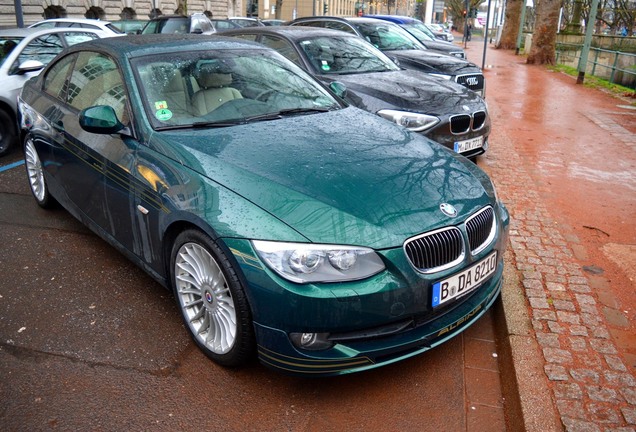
[
  {"xmin": 527, "ymin": 0, "xmax": 561, "ymax": 64},
  {"xmin": 496, "ymin": 0, "xmax": 523, "ymax": 49},
  {"xmin": 275, "ymin": 0, "xmax": 283, "ymax": 19}
]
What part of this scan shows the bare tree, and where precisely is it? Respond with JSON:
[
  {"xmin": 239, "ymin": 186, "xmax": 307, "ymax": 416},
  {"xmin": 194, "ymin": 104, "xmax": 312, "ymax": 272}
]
[
  {"xmin": 496, "ymin": 0, "xmax": 524, "ymax": 49},
  {"xmin": 527, "ymin": 0, "xmax": 562, "ymax": 63},
  {"xmin": 276, "ymin": 0, "xmax": 283, "ymax": 18}
]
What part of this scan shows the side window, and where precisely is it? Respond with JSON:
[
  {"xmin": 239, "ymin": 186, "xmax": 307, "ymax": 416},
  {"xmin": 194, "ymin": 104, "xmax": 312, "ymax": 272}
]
[
  {"xmin": 233, "ymin": 34, "xmax": 257, "ymax": 42},
  {"xmin": 10, "ymin": 33, "xmax": 65, "ymax": 74},
  {"xmin": 67, "ymin": 51, "xmax": 129, "ymax": 123},
  {"xmin": 324, "ymin": 22, "xmax": 355, "ymax": 33},
  {"xmin": 43, "ymin": 53, "xmax": 77, "ymax": 100},
  {"xmin": 260, "ymin": 36, "xmax": 301, "ymax": 66},
  {"xmin": 63, "ymin": 31, "xmax": 100, "ymax": 46}
]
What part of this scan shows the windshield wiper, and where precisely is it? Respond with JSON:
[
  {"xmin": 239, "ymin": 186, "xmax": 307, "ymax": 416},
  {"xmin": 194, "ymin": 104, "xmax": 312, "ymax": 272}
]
[{"xmin": 277, "ymin": 107, "xmax": 336, "ymax": 116}]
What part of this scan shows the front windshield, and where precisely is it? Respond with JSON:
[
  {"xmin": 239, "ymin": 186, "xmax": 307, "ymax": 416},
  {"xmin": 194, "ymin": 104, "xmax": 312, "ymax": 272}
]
[
  {"xmin": 0, "ymin": 37, "xmax": 22, "ymax": 68},
  {"xmin": 401, "ymin": 24, "xmax": 435, "ymax": 42},
  {"xmin": 355, "ymin": 22, "xmax": 425, "ymax": 51},
  {"xmin": 132, "ymin": 49, "xmax": 340, "ymax": 130},
  {"xmin": 298, "ymin": 36, "xmax": 400, "ymax": 75}
]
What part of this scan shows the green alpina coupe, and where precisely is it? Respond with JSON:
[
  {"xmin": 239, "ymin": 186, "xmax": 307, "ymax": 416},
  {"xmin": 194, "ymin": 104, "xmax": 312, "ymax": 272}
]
[{"xmin": 18, "ymin": 35, "xmax": 509, "ymax": 376}]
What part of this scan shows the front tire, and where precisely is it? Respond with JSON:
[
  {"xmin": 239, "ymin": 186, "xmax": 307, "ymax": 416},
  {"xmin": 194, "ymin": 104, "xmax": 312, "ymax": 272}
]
[
  {"xmin": 170, "ymin": 229, "xmax": 255, "ymax": 367},
  {"xmin": 24, "ymin": 135, "xmax": 55, "ymax": 208}
]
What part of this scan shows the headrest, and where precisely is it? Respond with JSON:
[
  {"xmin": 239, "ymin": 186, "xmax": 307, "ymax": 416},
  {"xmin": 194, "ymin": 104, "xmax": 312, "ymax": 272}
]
[{"xmin": 198, "ymin": 72, "xmax": 233, "ymax": 89}]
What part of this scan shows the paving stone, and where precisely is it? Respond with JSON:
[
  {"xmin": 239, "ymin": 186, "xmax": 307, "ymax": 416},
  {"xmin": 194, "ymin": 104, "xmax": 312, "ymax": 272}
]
[
  {"xmin": 555, "ymin": 382, "xmax": 584, "ymax": 400},
  {"xmin": 558, "ymin": 311, "xmax": 582, "ymax": 325},
  {"xmin": 569, "ymin": 337, "xmax": 588, "ymax": 352},
  {"xmin": 576, "ymin": 294, "xmax": 597, "ymax": 305},
  {"xmin": 589, "ymin": 403, "xmax": 622, "ymax": 423},
  {"xmin": 524, "ymin": 278, "xmax": 545, "ymax": 290},
  {"xmin": 556, "ymin": 399, "xmax": 585, "ymax": 420},
  {"xmin": 620, "ymin": 387, "xmax": 636, "ymax": 405},
  {"xmin": 570, "ymin": 368, "xmax": 600, "ymax": 384},
  {"xmin": 571, "ymin": 284, "xmax": 593, "ymax": 294},
  {"xmin": 588, "ymin": 386, "xmax": 619, "ymax": 403},
  {"xmin": 538, "ymin": 332, "xmax": 561, "ymax": 348},
  {"xmin": 544, "ymin": 347, "xmax": 574, "ymax": 365},
  {"xmin": 570, "ymin": 325, "xmax": 589, "ymax": 337},
  {"xmin": 546, "ymin": 282, "xmax": 566, "ymax": 291},
  {"xmin": 530, "ymin": 297, "xmax": 552, "ymax": 309},
  {"xmin": 604, "ymin": 371, "xmax": 636, "ymax": 387},
  {"xmin": 535, "ymin": 310, "xmax": 558, "ymax": 321},
  {"xmin": 554, "ymin": 300, "xmax": 577, "ymax": 311},
  {"xmin": 563, "ymin": 417, "xmax": 601, "ymax": 432},
  {"xmin": 548, "ymin": 321, "xmax": 566, "ymax": 334},
  {"xmin": 592, "ymin": 327, "xmax": 611, "ymax": 339},
  {"xmin": 526, "ymin": 288, "xmax": 548, "ymax": 298},
  {"xmin": 605, "ymin": 355, "xmax": 628, "ymax": 372},
  {"xmin": 582, "ymin": 303, "xmax": 601, "ymax": 314},
  {"xmin": 591, "ymin": 339, "xmax": 619, "ymax": 355},
  {"xmin": 621, "ymin": 407, "xmax": 636, "ymax": 425},
  {"xmin": 546, "ymin": 364, "xmax": 570, "ymax": 381}
]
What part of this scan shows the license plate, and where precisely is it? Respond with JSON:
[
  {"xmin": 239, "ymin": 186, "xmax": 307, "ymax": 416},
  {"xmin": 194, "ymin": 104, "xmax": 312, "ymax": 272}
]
[
  {"xmin": 432, "ymin": 251, "xmax": 497, "ymax": 308},
  {"xmin": 454, "ymin": 136, "xmax": 484, "ymax": 153}
]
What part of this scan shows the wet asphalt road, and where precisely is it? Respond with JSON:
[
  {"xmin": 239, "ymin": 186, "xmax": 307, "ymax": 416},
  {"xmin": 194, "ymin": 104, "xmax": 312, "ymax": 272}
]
[{"xmin": 0, "ymin": 145, "xmax": 505, "ymax": 431}]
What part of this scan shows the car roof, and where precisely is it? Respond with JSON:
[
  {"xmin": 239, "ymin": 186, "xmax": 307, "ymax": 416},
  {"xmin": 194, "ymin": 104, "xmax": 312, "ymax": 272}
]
[
  {"xmin": 365, "ymin": 15, "xmax": 418, "ymax": 24},
  {"xmin": 61, "ymin": 34, "xmax": 267, "ymax": 59},
  {"xmin": 222, "ymin": 26, "xmax": 358, "ymax": 40},
  {"xmin": 0, "ymin": 26, "xmax": 107, "ymax": 38},
  {"xmin": 31, "ymin": 18, "xmax": 114, "ymax": 25}
]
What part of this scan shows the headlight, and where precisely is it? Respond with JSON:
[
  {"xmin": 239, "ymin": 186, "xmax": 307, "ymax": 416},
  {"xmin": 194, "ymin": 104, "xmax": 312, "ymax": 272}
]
[
  {"xmin": 377, "ymin": 109, "xmax": 440, "ymax": 132},
  {"xmin": 252, "ymin": 241, "xmax": 386, "ymax": 283},
  {"xmin": 429, "ymin": 73, "xmax": 453, "ymax": 80}
]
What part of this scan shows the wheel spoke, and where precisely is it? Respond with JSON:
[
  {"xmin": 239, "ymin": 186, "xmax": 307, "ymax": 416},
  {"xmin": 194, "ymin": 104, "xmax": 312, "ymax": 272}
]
[{"xmin": 175, "ymin": 241, "xmax": 238, "ymax": 355}]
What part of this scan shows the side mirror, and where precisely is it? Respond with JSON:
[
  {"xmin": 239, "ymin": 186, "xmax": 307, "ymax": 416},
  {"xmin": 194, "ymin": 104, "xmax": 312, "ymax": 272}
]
[
  {"xmin": 79, "ymin": 105, "xmax": 125, "ymax": 134},
  {"xmin": 329, "ymin": 81, "xmax": 347, "ymax": 99},
  {"xmin": 18, "ymin": 60, "xmax": 45, "ymax": 75}
]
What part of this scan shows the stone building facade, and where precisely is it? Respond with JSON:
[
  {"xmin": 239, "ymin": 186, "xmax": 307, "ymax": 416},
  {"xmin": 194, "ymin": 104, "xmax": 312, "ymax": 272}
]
[{"xmin": 1, "ymin": 0, "xmax": 358, "ymax": 28}]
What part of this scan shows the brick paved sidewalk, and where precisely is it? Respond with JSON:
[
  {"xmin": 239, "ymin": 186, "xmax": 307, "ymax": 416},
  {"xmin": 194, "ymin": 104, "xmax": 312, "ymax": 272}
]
[{"xmin": 471, "ymin": 44, "xmax": 636, "ymax": 431}]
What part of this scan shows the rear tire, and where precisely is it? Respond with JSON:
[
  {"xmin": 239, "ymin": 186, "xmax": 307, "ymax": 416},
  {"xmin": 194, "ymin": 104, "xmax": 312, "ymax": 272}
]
[
  {"xmin": 0, "ymin": 110, "xmax": 17, "ymax": 157},
  {"xmin": 24, "ymin": 135, "xmax": 56, "ymax": 208},
  {"xmin": 170, "ymin": 229, "xmax": 255, "ymax": 367}
]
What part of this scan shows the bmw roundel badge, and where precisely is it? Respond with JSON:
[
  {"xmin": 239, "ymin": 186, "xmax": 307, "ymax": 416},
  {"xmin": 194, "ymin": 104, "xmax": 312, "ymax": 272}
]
[{"xmin": 440, "ymin": 203, "xmax": 458, "ymax": 217}]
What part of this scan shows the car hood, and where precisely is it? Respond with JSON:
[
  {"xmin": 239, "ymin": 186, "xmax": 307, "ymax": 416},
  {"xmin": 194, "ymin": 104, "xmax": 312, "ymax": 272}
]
[
  {"xmin": 422, "ymin": 39, "xmax": 461, "ymax": 53},
  {"xmin": 156, "ymin": 107, "xmax": 494, "ymax": 248},
  {"xmin": 318, "ymin": 70, "xmax": 484, "ymax": 115},
  {"xmin": 386, "ymin": 49, "xmax": 481, "ymax": 75}
]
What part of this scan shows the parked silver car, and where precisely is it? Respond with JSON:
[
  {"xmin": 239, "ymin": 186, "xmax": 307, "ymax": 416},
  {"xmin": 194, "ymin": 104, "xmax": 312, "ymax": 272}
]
[{"xmin": 0, "ymin": 27, "xmax": 111, "ymax": 156}]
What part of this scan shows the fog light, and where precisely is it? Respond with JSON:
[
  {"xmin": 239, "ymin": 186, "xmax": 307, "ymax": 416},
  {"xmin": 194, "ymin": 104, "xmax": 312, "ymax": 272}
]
[{"xmin": 290, "ymin": 332, "xmax": 333, "ymax": 351}]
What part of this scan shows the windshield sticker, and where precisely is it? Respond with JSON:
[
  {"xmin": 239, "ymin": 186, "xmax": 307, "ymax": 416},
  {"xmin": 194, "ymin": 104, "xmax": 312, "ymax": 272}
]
[
  {"xmin": 155, "ymin": 109, "xmax": 173, "ymax": 121},
  {"xmin": 321, "ymin": 60, "xmax": 330, "ymax": 71},
  {"xmin": 155, "ymin": 101, "xmax": 168, "ymax": 110}
]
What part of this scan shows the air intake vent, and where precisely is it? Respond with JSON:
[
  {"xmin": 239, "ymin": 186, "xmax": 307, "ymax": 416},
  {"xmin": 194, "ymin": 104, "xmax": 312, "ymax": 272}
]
[
  {"xmin": 466, "ymin": 206, "xmax": 495, "ymax": 254},
  {"xmin": 404, "ymin": 227, "xmax": 464, "ymax": 273}
]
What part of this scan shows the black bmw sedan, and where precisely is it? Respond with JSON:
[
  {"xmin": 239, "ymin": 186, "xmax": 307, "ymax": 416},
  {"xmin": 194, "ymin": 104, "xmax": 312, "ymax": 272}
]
[
  {"xmin": 222, "ymin": 26, "xmax": 490, "ymax": 159},
  {"xmin": 288, "ymin": 16, "xmax": 485, "ymax": 97}
]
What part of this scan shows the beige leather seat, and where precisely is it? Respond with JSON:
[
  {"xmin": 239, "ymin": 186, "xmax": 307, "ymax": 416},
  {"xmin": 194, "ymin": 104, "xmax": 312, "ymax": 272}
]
[{"xmin": 192, "ymin": 71, "xmax": 242, "ymax": 116}]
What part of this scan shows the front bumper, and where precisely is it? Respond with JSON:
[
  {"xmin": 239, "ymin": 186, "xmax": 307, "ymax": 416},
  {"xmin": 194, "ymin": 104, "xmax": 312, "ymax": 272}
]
[
  {"xmin": 225, "ymin": 202, "xmax": 509, "ymax": 376},
  {"xmin": 255, "ymin": 271, "xmax": 502, "ymax": 376}
]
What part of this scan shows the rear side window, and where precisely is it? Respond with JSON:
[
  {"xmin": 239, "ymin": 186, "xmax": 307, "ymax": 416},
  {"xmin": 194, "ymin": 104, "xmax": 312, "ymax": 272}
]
[
  {"xmin": 324, "ymin": 22, "xmax": 355, "ymax": 33},
  {"xmin": 260, "ymin": 36, "xmax": 301, "ymax": 66},
  {"xmin": 66, "ymin": 52, "xmax": 128, "ymax": 122},
  {"xmin": 43, "ymin": 53, "xmax": 77, "ymax": 100}
]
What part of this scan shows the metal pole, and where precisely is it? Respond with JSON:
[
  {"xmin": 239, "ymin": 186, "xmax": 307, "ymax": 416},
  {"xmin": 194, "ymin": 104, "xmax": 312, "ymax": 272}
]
[
  {"xmin": 463, "ymin": 0, "xmax": 469, "ymax": 47},
  {"xmin": 515, "ymin": 0, "xmax": 527, "ymax": 55},
  {"xmin": 14, "ymin": 0, "xmax": 24, "ymax": 27},
  {"xmin": 481, "ymin": 0, "xmax": 492, "ymax": 70},
  {"xmin": 576, "ymin": 0, "xmax": 600, "ymax": 84}
]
